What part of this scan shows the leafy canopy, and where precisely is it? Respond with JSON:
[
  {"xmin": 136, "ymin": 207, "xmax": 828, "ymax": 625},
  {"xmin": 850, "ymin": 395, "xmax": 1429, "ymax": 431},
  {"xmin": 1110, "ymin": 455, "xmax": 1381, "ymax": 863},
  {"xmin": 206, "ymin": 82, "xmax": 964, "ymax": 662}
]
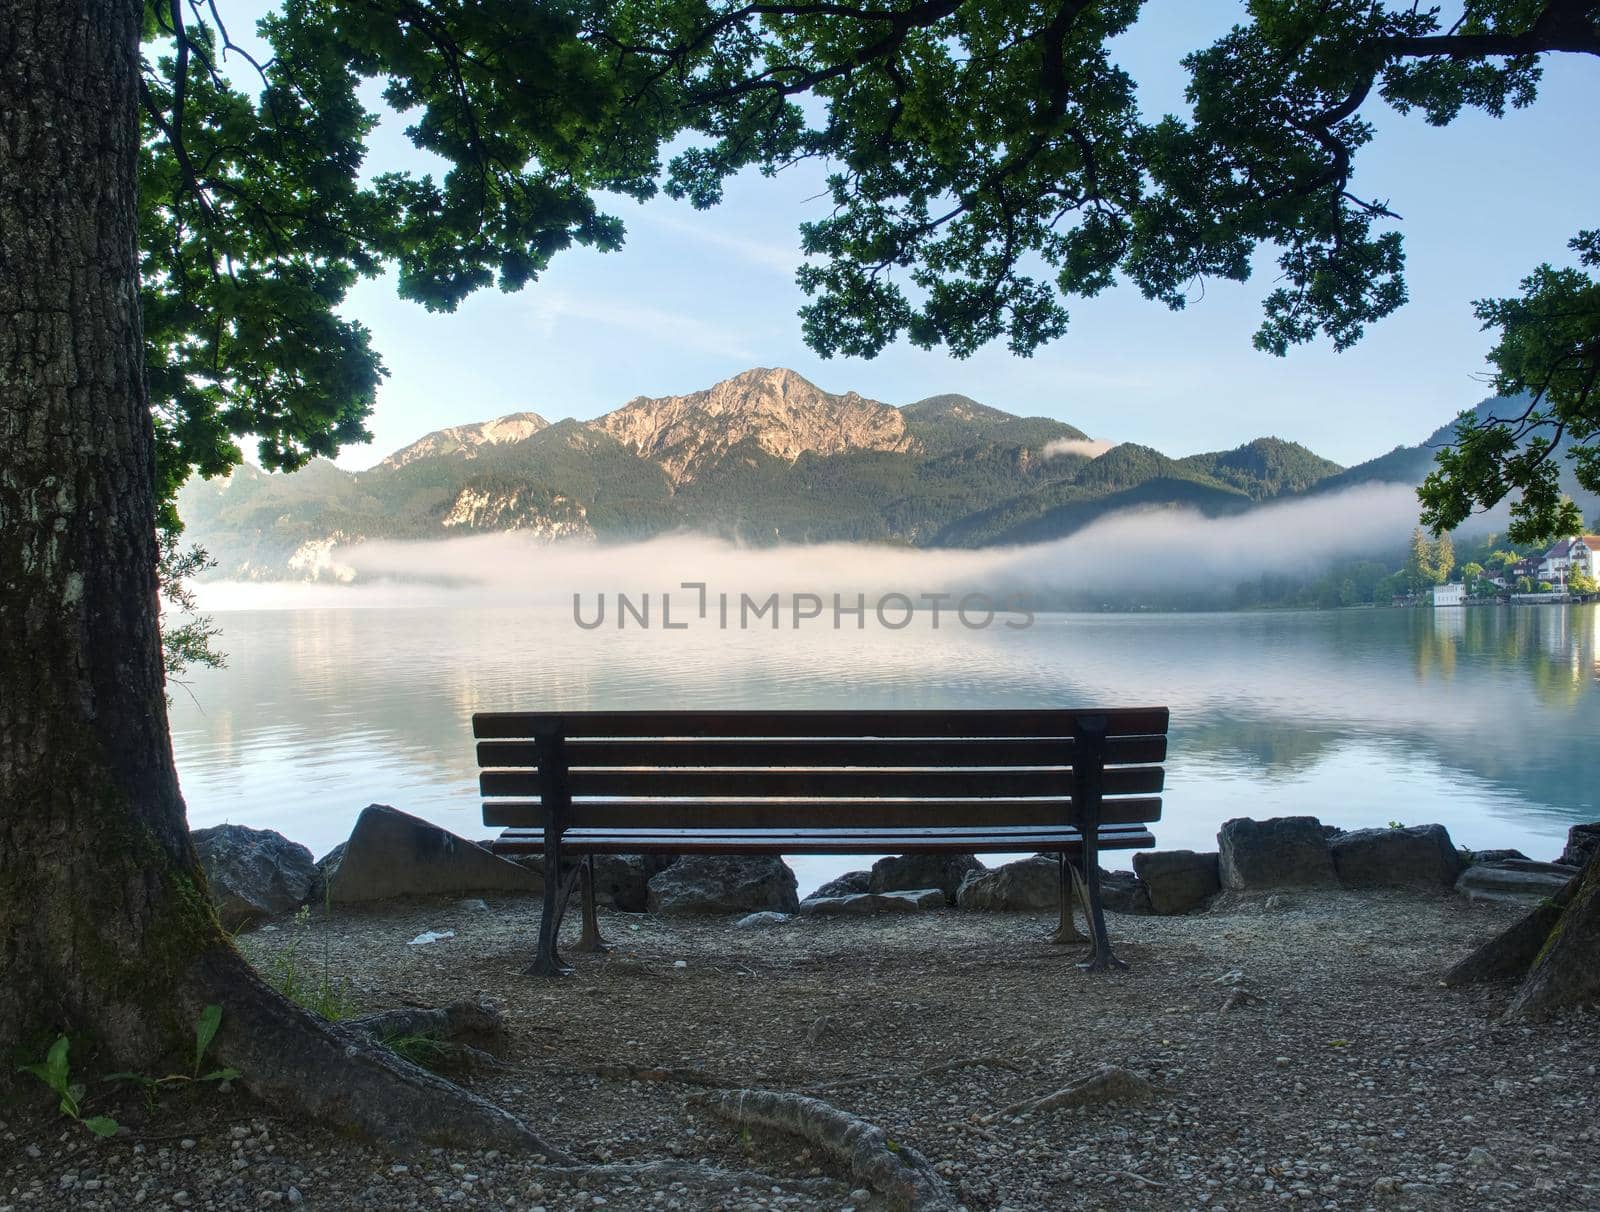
[{"xmin": 139, "ymin": 0, "xmax": 1600, "ymax": 536}]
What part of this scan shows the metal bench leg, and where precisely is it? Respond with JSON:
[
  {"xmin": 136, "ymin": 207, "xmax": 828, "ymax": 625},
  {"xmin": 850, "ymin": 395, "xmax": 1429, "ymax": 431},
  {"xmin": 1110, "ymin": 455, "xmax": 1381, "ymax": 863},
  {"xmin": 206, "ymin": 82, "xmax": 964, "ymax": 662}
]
[
  {"xmin": 1049, "ymin": 852, "xmax": 1089, "ymax": 944},
  {"xmin": 1077, "ymin": 831, "xmax": 1128, "ymax": 973},
  {"xmin": 528, "ymin": 848, "xmax": 577, "ymax": 978},
  {"xmin": 573, "ymin": 854, "xmax": 614, "ymax": 954}
]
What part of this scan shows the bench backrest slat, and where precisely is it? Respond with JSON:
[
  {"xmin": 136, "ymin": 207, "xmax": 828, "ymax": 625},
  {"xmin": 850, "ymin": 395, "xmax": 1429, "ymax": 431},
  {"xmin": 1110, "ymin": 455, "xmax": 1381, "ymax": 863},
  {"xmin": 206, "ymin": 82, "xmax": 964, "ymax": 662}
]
[
  {"xmin": 482, "ymin": 795, "xmax": 1163, "ymax": 831},
  {"xmin": 476, "ymin": 734, "xmax": 1167, "ymax": 768},
  {"xmin": 473, "ymin": 707, "xmax": 1168, "ymax": 740}
]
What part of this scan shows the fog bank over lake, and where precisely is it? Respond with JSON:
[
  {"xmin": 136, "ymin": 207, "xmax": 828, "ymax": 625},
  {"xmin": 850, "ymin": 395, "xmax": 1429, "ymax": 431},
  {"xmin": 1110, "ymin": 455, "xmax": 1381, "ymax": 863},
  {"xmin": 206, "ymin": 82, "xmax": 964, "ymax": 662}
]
[{"xmin": 170, "ymin": 596, "xmax": 1597, "ymax": 896}]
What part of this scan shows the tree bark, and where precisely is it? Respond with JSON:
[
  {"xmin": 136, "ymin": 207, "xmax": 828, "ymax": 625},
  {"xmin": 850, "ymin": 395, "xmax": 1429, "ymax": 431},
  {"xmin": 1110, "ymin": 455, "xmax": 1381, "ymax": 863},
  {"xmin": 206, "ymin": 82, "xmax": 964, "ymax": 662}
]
[
  {"xmin": 0, "ymin": 0, "xmax": 559, "ymax": 1155},
  {"xmin": 1443, "ymin": 851, "xmax": 1600, "ymax": 1019}
]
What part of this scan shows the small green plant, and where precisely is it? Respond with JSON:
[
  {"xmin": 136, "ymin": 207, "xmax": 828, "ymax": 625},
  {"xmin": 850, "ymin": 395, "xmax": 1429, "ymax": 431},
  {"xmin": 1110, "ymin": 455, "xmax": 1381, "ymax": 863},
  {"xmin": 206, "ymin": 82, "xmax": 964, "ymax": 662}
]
[
  {"xmin": 18, "ymin": 1037, "xmax": 118, "ymax": 1138},
  {"xmin": 380, "ymin": 1032, "xmax": 450, "ymax": 1072},
  {"xmin": 258, "ymin": 905, "xmax": 358, "ymax": 1021},
  {"xmin": 107, "ymin": 1003, "xmax": 240, "ymax": 1094}
]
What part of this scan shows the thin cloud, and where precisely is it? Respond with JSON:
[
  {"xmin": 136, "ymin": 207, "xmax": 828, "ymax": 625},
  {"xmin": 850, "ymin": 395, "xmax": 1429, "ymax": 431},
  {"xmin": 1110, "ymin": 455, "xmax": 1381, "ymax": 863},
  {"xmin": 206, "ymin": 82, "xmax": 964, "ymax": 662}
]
[
  {"xmin": 1041, "ymin": 437, "xmax": 1115, "ymax": 459},
  {"xmin": 529, "ymin": 291, "xmax": 759, "ymax": 362},
  {"xmin": 637, "ymin": 212, "xmax": 804, "ymax": 277}
]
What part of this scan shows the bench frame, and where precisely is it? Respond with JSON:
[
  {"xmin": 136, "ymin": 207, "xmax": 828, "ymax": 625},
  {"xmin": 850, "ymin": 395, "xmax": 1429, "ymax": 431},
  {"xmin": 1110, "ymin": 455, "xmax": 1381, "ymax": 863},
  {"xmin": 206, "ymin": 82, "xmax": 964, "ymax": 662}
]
[{"xmin": 473, "ymin": 708, "xmax": 1166, "ymax": 977}]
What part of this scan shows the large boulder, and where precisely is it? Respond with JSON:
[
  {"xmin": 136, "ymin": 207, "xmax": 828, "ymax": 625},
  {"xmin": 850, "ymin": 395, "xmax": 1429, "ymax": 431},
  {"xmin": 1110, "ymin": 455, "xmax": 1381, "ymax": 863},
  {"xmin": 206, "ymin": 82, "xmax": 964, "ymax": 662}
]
[
  {"xmin": 192, "ymin": 824, "xmax": 315, "ymax": 930},
  {"xmin": 1331, "ymin": 824, "xmax": 1464, "ymax": 889},
  {"xmin": 1099, "ymin": 868, "xmax": 1152, "ymax": 916},
  {"xmin": 799, "ymin": 888, "xmax": 944, "ymax": 916},
  {"xmin": 646, "ymin": 856, "xmax": 799, "ymax": 915},
  {"xmin": 1455, "ymin": 860, "xmax": 1579, "ymax": 906},
  {"xmin": 1132, "ymin": 850, "xmax": 1220, "ymax": 914},
  {"xmin": 1218, "ymin": 816, "xmax": 1337, "ymax": 891},
  {"xmin": 870, "ymin": 853, "xmax": 983, "ymax": 904},
  {"xmin": 1559, "ymin": 822, "xmax": 1600, "ymax": 870},
  {"xmin": 956, "ymin": 857, "xmax": 1058, "ymax": 911},
  {"xmin": 811, "ymin": 870, "xmax": 871, "ymax": 899},
  {"xmin": 325, "ymin": 804, "xmax": 542, "ymax": 904}
]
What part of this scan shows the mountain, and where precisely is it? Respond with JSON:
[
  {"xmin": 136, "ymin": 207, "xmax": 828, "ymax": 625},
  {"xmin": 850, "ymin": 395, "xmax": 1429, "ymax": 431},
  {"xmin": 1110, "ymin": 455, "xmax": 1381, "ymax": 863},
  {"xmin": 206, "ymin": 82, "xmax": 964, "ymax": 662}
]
[
  {"xmin": 378, "ymin": 411, "xmax": 550, "ymax": 470},
  {"xmin": 177, "ymin": 367, "xmax": 1361, "ymax": 578},
  {"xmin": 592, "ymin": 367, "xmax": 914, "ymax": 484}
]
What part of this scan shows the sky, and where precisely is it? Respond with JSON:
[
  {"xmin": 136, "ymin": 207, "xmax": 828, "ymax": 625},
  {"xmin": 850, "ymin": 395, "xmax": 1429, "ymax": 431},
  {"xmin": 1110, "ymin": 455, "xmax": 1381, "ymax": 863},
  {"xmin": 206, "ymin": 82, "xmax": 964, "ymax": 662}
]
[{"xmin": 218, "ymin": 2, "xmax": 1600, "ymax": 472}]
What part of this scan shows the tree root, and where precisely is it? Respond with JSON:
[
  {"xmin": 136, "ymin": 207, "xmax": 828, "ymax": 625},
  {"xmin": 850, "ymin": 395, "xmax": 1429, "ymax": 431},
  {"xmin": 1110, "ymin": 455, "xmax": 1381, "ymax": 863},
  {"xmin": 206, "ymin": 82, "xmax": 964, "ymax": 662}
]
[
  {"xmin": 187, "ymin": 948, "xmax": 569, "ymax": 1158},
  {"xmin": 697, "ymin": 1088, "xmax": 957, "ymax": 1211},
  {"xmin": 809, "ymin": 1054, "xmax": 1023, "ymax": 1092},
  {"xmin": 980, "ymin": 1065, "xmax": 1155, "ymax": 1124},
  {"xmin": 345, "ymin": 1002, "xmax": 508, "ymax": 1073}
]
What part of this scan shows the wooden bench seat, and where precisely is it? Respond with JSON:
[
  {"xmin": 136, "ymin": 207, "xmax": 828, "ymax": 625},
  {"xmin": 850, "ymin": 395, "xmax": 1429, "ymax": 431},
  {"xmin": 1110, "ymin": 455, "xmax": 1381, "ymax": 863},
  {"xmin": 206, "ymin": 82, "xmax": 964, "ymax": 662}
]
[{"xmin": 473, "ymin": 707, "xmax": 1168, "ymax": 975}]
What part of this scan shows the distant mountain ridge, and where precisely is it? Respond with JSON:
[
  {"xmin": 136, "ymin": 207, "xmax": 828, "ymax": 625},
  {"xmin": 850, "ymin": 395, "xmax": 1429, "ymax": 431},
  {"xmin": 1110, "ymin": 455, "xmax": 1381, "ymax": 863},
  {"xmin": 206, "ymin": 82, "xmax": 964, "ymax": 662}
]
[{"xmin": 176, "ymin": 366, "xmax": 1525, "ymax": 581}]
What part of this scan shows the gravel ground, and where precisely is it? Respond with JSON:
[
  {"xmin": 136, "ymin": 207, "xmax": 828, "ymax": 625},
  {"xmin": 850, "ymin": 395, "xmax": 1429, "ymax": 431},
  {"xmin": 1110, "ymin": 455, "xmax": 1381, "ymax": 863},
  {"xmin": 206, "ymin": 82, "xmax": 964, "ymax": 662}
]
[{"xmin": 3, "ymin": 887, "xmax": 1597, "ymax": 1211}]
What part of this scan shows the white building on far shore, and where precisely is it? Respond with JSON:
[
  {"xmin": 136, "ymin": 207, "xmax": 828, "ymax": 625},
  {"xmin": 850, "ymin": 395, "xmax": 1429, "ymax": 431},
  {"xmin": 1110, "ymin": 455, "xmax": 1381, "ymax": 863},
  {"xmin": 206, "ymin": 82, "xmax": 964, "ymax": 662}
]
[{"xmin": 1432, "ymin": 582, "xmax": 1466, "ymax": 607}]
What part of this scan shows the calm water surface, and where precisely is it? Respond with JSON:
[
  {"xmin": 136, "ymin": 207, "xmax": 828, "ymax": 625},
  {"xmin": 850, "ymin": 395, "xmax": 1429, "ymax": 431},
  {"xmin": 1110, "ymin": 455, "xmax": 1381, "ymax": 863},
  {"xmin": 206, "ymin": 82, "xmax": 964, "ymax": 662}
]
[{"xmin": 170, "ymin": 605, "xmax": 1600, "ymax": 895}]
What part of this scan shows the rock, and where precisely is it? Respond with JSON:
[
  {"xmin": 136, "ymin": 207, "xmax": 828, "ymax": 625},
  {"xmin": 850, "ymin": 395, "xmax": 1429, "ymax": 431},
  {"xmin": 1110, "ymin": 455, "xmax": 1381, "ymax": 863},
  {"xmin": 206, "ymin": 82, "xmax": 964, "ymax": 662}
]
[
  {"xmin": 734, "ymin": 911, "xmax": 792, "ymax": 928},
  {"xmin": 875, "ymin": 887, "xmax": 944, "ymax": 911},
  {"xmin": 1466, "ymin": 848, "xmax": 1530, "ymax": 865},
  {"xmin": 799, "ymin": 893, "xmax": 882, "ymax": 917},
  {"xmin": 646, "ymin": 855, "xmax": 799, "ymax": 914},
  {"xmin": 797, "ymin": 888, "xmax": 942, "ymax": 916},
  {"xmin": 457, "ymin": 898, "xmax": 489, "ymax": 913},
  {"xmin": 1098, "ymin": 868, "xmax": 1152, "ymax": 915},
  {"xmin": 1455, "ymin": 861, "xmax": 1578, "ymax": 906},
  {"xmin": 1217, "ymin": 816, "xmax": 1337, "ymax": 890},
  {"xmin": 870, "ymin": 853, "xmax": 983, "ymax": 904},
  {"xmin": 956, "ymin": 857, "xmax": 1058, "ymax": 911},
  {"xmin": 1558, "ymin": 822, "xmax": 1600, "ymax": 869},
  {"xmin": 191, "ymin": 824, "xmax": 315, "ymax": 930},
  {"xmin": 811, "ymin": 870, "xmax": 871, "ymax": 899},
  {"xmin": 1330, "ymin": 824, "xmax": 1464, "ymax": 889},
  {"xmin": 1132, "ymin": 850, "xmax": 1220, "ymax": 914},
  {"xmin": 325, "ymin": 805, "xmax": 541, "ymax": 904}
]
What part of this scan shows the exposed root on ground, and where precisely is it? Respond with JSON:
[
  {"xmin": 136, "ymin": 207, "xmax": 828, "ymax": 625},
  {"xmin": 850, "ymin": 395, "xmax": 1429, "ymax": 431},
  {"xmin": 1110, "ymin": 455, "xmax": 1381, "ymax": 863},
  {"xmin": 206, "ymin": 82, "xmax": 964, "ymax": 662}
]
[
  {"xmin": 980, "ymin": 1064, "xmax": 1155, "ymax": 1124},
  {"xmin": 697, "ymin": 1088, "xmax": 957, "ymax": 1211},
  {"xmin": 191, "ymin": 949, "xmax": 568, "ymax": 1158},
  {"xmin": 346, "ymin": 1002, "xmax": 509, "ymax": 1072}
]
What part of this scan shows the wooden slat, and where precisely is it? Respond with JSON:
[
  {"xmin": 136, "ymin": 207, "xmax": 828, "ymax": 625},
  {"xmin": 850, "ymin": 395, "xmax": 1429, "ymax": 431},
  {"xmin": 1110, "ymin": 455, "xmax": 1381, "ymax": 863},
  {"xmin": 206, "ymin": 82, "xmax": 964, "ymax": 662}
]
[
  {"xmin": 481, "ymin": 765, "xmax": 1162, "ymax": 800},
  {"xmin": 477, "ymin": 734, "xmax": 1166, "ymax": 769},
  {"xmin": 482, "ymin": 795, "xmax": 1163, "ymax": 830},
  {"xmin": 473, "ymin": 707, "xmax": 1168, "ymax": 741},
  {"xmin": 486, "ymin": 825, "xmax": 1157, "ymax": 855}
]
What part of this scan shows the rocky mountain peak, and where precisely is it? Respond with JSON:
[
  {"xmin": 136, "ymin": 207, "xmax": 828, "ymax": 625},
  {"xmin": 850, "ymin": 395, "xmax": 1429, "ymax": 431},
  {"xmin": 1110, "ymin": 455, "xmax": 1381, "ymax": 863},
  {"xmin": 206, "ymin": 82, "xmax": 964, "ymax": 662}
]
[
  {"xmin": 377, "ymin": 410, "xmax": 550, "ymax": 471},
  {"xmin": 589, "ymin": 367, "xmax": 914, "ymax": 484}
]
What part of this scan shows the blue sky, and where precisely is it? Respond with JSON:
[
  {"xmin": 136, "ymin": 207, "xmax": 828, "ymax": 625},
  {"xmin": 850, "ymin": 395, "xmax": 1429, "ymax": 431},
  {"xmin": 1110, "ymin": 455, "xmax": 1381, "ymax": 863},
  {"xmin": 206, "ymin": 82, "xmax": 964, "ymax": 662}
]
[{"xmin": 222, "ymin": 2, "xmax": 1600, "ymax": 471}]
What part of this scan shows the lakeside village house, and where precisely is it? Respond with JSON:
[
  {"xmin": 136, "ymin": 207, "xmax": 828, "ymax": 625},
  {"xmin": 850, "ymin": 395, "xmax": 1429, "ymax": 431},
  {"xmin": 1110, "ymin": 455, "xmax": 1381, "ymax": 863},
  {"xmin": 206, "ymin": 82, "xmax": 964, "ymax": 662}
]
[{"xmin": 1432, "ymin": 534, "xmax": 1600, "ymax": 605}]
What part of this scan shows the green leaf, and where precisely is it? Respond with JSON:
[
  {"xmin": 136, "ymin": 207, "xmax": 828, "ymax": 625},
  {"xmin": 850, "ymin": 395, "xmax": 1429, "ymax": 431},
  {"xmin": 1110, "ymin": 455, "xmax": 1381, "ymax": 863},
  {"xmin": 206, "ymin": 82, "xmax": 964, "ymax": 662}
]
[
  {"xmin": 200, "ymin": 1068, "xmax": 240, "ymax": 1082},
  {"xmin": 83, "ymin": 1116, "xmax": 120, "ymax": 1138},
  {"xmin": 193, "ymin": 1004, "xmax": 223, "ymax": 1075},
  {"xmin": 46, "ymin": 1036, "xmax": 71, "ymax": 1091}
]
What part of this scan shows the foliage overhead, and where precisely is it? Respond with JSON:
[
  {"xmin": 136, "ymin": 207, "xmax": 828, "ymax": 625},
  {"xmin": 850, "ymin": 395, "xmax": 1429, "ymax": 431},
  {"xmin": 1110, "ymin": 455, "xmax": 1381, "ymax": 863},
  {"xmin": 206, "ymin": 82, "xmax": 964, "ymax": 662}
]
[{"xmin": 139, "ymin": 0, "xmax": 1600, "ymax": 535}]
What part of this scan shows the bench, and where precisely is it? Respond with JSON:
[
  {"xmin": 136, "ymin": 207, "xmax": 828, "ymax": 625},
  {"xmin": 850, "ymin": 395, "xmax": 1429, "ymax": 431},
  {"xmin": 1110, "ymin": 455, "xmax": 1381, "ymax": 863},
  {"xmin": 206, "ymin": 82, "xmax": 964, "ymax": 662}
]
[{"xmin": 473, "ymin": 707, "xmax": 1167, "ymax": 976}]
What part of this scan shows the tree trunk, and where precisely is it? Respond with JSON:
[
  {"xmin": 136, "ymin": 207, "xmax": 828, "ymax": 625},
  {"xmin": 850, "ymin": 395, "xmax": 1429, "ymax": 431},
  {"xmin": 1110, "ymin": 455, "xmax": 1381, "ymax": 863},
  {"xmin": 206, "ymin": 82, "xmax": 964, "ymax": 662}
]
[
  {"xmin": 0, "ymin": 0, "xmax": 559, "ymax": 1154},
  {"xmin": 1444, "ymin": 851, "xmax": 1600, "ymax": 1019}
]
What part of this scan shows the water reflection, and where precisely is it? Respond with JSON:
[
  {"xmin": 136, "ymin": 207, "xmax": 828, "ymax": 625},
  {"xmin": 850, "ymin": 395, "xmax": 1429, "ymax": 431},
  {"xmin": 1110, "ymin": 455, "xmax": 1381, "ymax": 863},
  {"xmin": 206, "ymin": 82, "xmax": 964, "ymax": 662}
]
[{"xmin": 169, "ymin": 604, "xmax": 1599, "ymax": 884}]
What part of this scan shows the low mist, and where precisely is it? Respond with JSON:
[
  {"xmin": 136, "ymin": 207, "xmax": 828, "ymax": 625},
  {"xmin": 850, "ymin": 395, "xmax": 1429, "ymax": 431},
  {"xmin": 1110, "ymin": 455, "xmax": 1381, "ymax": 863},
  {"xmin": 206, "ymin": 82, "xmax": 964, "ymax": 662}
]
[
  {"xmin": 193, "ymin": 481, "xmax": 1477, "ymax": 612},
  {"xmin": 1040, "ymin": 437, "xmax": 1115, "ymax": 460}
]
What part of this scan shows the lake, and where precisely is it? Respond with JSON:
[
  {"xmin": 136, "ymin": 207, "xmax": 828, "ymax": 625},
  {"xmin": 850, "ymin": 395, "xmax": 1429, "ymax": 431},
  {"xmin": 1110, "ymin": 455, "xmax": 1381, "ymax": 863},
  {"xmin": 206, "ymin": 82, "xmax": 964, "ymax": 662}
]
[{"xmin": 169, "ymin": 603, "xmax": 1600, "ymax": 896}]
